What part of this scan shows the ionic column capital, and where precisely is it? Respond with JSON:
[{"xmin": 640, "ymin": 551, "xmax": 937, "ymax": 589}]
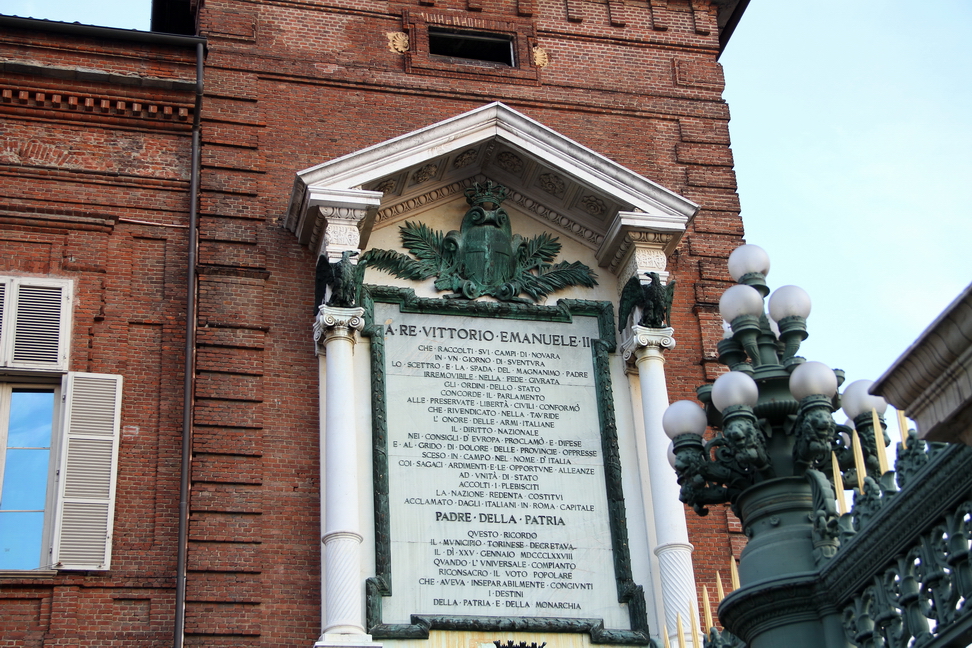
[
  {"xmin": 315, "ymin": 306, "xmax": 366, "ymax": 354},
  {"xmin": 622, "ymin": 326, "xmax": 676, "ymax": 368}
]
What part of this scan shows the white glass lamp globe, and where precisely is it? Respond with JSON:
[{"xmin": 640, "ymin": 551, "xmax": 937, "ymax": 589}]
[
  {"xmin": 663, "ymin": 400, "xmax": 708, "ymax": 439},
  {"xmin": 667, "ymin": 442, "xmax": 677, "ymax": 469},
  {"xmin": 789, "ymin": 361, "xmax": 838, "ymax": 400},
  {"xmin": 711, "ymin": 371, "xmax": 759, "ymax": 411},
  {"xmin": 728, "ymin": 244, "xmax": 769, "ymax": 281},
  {"xmin": 768, "ymin": 285, "xmax": 812, "ymax": 321},
  {"xmin": 719, "ymin": 284, "xmax": 764, "ymax": 322},
  {"xmin": 841, "ymin": 379, "xmax": 889, "ymax": 420},
  {"xmin": 727, "ymin": 244, "xmax": 771, "ymax": 282}
]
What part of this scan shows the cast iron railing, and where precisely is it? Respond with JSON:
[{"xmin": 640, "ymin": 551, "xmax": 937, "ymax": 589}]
[{"xmin": 706, "ymin": 435, "xmax": 972, "ymax": 648}]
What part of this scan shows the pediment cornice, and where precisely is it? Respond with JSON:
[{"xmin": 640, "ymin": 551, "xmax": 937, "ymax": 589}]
[{"xmin": 287, "ymin": 102, "xmax": 698, "ymax": 277}]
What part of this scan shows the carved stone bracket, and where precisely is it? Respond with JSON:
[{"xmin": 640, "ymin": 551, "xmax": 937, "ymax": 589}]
[
  {"xmin": 596, "ymin": 211, "xmax": 688, "ymax": 289},
  {"xmin": 303, "ymin": 188, "xmax": 383, "ymax": 261},
  {"xmin": 314, "ymin": 306, "xmax": 366, "ymax": 355},
  {"xmin": 619, "ymin": 247, "xmax": 670, "ymax": 291},
  {"xmin": 621, "ymin": 325, "xmax": 676, "ymax": 367}
]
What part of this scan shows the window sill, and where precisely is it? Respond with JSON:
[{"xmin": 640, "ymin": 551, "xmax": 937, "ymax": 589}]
[{"xmin": 0, "ymin": 569, "xmax": 58, "ymax": 578}]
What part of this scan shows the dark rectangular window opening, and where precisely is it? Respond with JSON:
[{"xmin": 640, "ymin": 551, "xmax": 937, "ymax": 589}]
[{"xmin": 428, "ymin": 27, "xmax": 515, "ymax": 66}]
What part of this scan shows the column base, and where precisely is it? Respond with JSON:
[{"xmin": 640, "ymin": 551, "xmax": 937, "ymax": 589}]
[
  {"xmin": 654, "ymin": 541, "xmax": 699, "ymax": 648},
  {"xmin": 314, "ymin": 632, "xmax": 382, "ymax": 648}
]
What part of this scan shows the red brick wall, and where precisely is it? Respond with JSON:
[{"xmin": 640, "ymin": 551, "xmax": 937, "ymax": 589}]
[
  {"xmin": 0, "ymin": 23, "xmax": 196, "ymax": 646},
  {"xmin": 190, "ymin": 0, "xmax": 744, "ymax": 643},
  {"xmin": 0, "ymin": 0, "xmax": 746, "ymax": 643}
]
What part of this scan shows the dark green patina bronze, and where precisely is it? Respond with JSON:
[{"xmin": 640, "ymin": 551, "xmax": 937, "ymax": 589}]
[
  {"xmin": 670, "ymin": 262, "xmax": 972, "ymax": 648},
  {"xmin": 361, "ymin": 181, "xmax": 598, "ymax": 302},
  {"xmin": 361, "ymin": 285, "xmax": 654, "ymax": 645},
  {"xmin": 618, "ymin": 272, "xmax": 676, "ymax": 331},
  {"xmin": 315, "ymin": 250, "xmax": 363, "ymax": 311}
]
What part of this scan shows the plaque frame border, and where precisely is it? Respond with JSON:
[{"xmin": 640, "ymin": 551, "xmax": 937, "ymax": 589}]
[{"xmin": 362, "ymin": 285, "xmax": 653, "ymax": 645}]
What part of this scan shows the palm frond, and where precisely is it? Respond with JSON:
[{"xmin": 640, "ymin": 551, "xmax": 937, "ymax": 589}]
[
  {"xmin": 518, "ymin": 261, "xmax": 598, "ymax": 300},
  {"xmin": 399, "ymin": 221, "xmax": 445, "ymax": 263},
  {"xmin": 359, "ymin": 248, "xmax": 437, "ymax": 281},
  {"xmin": 523, "ymin": 233, "xmax": 562, "ymax": 265}
]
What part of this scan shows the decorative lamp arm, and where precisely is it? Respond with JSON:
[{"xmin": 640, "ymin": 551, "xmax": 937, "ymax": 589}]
[
  {"xmin": 729, "ymin": 314, "xmax": 762, "ymax": 368},
  {"xmin": 776, "ymin": 314, "xmax": 809, "ymax": 365}
]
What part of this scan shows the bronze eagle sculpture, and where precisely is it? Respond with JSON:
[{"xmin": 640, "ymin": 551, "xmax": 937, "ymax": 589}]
[
  {"xmin": 315, "ymin": 250, "xmax": 364, "ymax": 311},
  {"xmin": 618, "ymin": 271, "xmax": 676, "ymax": 332}
]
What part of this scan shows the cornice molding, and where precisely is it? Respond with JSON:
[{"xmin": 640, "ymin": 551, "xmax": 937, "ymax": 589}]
[{"xmin": 1, "ymin": 80, "xmax": 194, "ymax": 126}]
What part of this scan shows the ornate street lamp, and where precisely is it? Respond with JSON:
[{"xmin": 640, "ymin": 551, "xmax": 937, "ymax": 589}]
[{"xmin": 663, "ymin": 244, "xmax": 891, "ymax": 648}]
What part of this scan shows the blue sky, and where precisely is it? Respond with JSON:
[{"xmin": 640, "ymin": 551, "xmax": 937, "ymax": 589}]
[
  {"xmin": 3, "ymin": 1, "xmax": 969, "ymax": 409},
  {"xmin": 2, "ymin": 0, "xmax": 149, "ymax": 29},
  {"xmin": 720, "ymin": 1, "xmax": 971, "ymax": 401}
]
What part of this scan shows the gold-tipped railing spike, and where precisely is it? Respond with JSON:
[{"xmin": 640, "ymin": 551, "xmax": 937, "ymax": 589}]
[
  {"xmin": 897, "ymin": 408, "xmax": 909, "ymax": 450},
  {"xmin": 852, "ymin": 429, "xmax": 866, "ymax": 491},
  {"xmin": 702, "ymin": 585, "xmax": 713, "ymax": 630},
  {"xmin": 831, "ymin": 451, "xmax": 847, "ymax": 515},
  {"xmin": 729, "ymin": 557, "xmax": 740, "ymax": 590},
  {"xmin": 872, "ymin": 408, "xmax": 889, "ymax": 474},
  {"xmin": 677, "ymin": 612, "xmax": 686, "ymax": 648},
  {"xmin": 716, "ymin": 571, "xmax": 725, "ymax": 601},
  {"xmin": 690, "ymin": 601, "xmax": 702, "ymax": 648},
  {"xmin": 663, "ymin": 628, "xmax": 672, "ymax": 648}
]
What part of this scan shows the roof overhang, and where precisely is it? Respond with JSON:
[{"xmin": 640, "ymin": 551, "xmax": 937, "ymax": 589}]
[
  {"xmin": 872, "ymin": 282, "xmax": 972, "ymax": 445},
  {"xmin": 714, "ymin": 0, "xmax": 750, "ymax": 56}
]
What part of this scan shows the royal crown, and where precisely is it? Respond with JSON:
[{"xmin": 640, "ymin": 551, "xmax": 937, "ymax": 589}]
[{"xmin": 464, "ymin": 180, "xmax": 509, "ymax": 209}]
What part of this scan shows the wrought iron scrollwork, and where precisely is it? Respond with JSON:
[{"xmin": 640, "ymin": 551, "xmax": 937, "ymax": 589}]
[
  {"xmin": 894, "ymin": 430, "xmax": 930, "ymax": 489},
  {"xmin": 842, "ymin": 492, "xmax": 972, "ymax": 647}
]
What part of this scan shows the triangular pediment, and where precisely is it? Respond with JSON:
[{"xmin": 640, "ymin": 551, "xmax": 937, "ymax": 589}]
[{"xmin": 287, "ymin": 102, "xmax": 697, "ymax": 272}]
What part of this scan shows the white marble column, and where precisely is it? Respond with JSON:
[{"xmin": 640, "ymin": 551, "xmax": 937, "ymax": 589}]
[
  {"xmin": 314, "ymin": 306, "xmax": 378, "ymax": 647},
  {"xmin": 625, "ymin": 326, "xmax": 700, "ymax": 648}
]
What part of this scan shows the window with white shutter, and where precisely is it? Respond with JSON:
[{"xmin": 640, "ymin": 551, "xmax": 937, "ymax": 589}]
[
  {"xmin": 0, "ymin": 277, "xmax": 72, "ymax": 372},
  {"xmin": 0, "ymin": 280, "xmax": 8, "ymax": 347},
  {"xmin": 50, "ymin": 373, "xmax": 123, "ymax": 570},
  {"xmin": 0, "ymin": 276, "xmax": 123, "ymax": 572}
]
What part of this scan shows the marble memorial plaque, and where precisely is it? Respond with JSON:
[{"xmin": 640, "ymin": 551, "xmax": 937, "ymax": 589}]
[{"xmin": 371, "ymin": 298, "xmax": 633, "ymax": 632}]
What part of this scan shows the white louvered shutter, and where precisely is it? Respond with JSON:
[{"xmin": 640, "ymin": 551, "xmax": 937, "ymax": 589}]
[
  {"xmin": 51, "ymin": 372, "xmax": 123, "ymax": 570},
  {"xmin": 5, "ymin": 279, "xmax": 71, "ymax": 371}
]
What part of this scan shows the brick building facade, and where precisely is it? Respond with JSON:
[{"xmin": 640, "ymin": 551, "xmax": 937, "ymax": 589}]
[{"xmin": 0, "ymin": 0, "xmax": 749, "ymax": 645}]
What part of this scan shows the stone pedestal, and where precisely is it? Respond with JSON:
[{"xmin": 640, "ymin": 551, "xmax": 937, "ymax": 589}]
[{"xmin": 314, "ymin": 633, "xmax": 382, "ymax": 648}]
